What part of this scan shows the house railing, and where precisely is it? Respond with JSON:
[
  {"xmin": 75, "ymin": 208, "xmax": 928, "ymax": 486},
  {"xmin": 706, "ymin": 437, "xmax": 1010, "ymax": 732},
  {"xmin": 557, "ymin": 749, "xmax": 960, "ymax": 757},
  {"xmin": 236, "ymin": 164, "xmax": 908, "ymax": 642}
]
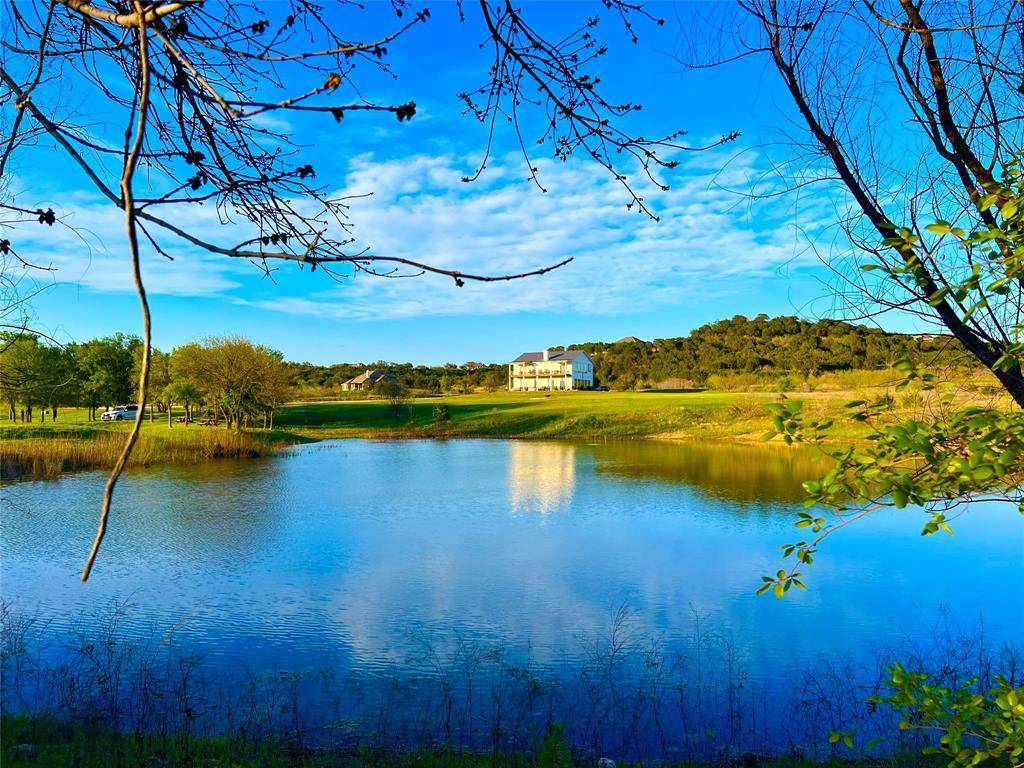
[{"xmin": 508, "ymin": 369, "xmax": 572, "ymax": 376}]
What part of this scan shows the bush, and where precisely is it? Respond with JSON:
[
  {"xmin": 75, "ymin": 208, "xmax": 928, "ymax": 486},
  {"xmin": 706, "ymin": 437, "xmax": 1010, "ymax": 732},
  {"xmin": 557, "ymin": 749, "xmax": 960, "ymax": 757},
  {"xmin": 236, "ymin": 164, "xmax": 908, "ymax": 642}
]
[
  {"xmin": 375, "ymin": 380, "xmax": 412, "ymax": 419},
  {"xmin": 870, "ymin": 663, "xmax": 1024, "ymax": 767},
  {"xmin": 537, "ymin": 723, "xmax": 570, "ymax": 768}
]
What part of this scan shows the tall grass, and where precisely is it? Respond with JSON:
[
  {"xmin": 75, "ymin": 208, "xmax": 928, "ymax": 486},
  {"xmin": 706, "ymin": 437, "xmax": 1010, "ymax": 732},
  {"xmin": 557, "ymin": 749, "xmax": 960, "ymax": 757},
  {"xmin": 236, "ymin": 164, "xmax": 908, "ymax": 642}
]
[
  {"xmin": 0, "ymin": 715, "xmax": 942, "ymax": 768},
  {"xmin": 0, "ymin": 714, "xmax": 946, "ymax": 768},
  {"xmin": 1, "ymin": 427, "xmax": 282, "ymax": 480}
]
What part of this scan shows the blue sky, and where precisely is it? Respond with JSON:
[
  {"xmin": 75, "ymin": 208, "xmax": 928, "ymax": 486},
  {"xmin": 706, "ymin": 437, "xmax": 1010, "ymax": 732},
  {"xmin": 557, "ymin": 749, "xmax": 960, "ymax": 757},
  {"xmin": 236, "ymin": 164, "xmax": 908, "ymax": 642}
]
[{"xmin": 13, "ymin": 1, "xmax": 894, "ymax": 365}]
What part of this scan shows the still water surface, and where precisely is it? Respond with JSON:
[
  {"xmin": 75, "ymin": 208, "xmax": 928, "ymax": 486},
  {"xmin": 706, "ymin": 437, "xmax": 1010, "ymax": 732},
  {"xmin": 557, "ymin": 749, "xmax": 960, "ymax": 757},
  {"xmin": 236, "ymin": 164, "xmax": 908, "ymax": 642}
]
[
  {"xmin": 2, "ymin": 439, "xmax": 1021, "ymax": 750},
  {"xmin": 4, "ymin": 438, "xmax": 1020, "ymax": 668}
]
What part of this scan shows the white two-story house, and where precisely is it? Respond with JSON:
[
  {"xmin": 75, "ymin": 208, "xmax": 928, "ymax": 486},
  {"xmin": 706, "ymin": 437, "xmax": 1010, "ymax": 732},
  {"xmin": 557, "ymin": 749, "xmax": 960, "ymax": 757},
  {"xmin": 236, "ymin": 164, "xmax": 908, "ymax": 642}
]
[{"xmin": 508, "ymin": 349, "xmax": 595, "ymax": 391}]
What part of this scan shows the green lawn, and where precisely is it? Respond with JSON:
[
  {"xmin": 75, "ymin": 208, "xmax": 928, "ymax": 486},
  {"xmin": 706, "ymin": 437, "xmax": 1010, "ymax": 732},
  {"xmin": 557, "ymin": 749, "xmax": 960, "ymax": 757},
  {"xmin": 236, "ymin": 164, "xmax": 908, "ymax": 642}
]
[
  {"xmin": 1, "ymin": 405, "xmax": 303, "ymax": 441},
  {"xmin": 276, "ymin": 390, "xmax": 869, "ymax": 441},
  {"xmin": 1, "ymin": 406, "xmax": 176, "ymax": 436}
]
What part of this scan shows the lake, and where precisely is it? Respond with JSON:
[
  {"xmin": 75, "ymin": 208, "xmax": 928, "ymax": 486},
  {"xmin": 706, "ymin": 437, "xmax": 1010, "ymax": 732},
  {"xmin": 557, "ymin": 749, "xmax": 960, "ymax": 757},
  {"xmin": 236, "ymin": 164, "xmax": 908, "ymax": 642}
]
[{"xmin": 2, "ymin": 439, "xmax": 1021, "ymax": 758}]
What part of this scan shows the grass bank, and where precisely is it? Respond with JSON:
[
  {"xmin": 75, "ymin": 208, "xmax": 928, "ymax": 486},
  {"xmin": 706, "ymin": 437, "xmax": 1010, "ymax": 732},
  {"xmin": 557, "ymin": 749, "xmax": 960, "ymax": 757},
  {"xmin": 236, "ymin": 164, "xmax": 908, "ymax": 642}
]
[
  {"xmin": 0, "ymin": 410, "xmax": 311, "ymax": 479},
  {"xmin": 0, "ymin": 716, "xmax": 939, "ymax": 768}
]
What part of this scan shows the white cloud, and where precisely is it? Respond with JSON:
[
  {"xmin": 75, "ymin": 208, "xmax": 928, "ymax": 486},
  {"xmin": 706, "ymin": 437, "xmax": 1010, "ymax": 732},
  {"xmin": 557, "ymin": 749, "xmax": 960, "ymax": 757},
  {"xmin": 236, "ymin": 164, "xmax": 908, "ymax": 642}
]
[
  {"xmin": 243, "ymin": 150, "xmax": 827, "ymax": 320},
  {"xmin": 7, "ymin": 149, "xmax": 830, "ymax": 319}
]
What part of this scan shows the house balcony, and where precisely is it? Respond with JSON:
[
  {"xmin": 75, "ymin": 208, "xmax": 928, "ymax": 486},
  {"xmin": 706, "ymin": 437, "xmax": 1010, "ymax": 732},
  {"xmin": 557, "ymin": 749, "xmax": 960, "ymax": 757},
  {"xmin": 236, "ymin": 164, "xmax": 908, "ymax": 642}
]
[{"xmin": 509, "ymin": 370, "xmax": 571, "ymax": 377}]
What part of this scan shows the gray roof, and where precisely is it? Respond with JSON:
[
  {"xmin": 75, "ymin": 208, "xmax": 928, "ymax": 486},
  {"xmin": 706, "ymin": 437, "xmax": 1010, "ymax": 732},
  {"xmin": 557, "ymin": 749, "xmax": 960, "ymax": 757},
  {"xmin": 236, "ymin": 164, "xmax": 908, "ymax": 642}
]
[
  {"xmin": 345, "ymin": 369, "xmax": 396, "ymax": 385},
  {"xmin": 512, "ymin": 350, "xmax": 590, "ymax": 363}
]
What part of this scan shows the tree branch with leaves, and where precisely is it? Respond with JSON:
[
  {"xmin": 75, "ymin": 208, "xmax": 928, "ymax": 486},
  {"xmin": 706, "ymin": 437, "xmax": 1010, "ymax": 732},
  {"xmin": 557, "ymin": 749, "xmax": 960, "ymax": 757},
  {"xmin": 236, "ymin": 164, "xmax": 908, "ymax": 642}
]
[{"xmin": 2, "ymin": 0, "xmax": 712, "ymax": 578}]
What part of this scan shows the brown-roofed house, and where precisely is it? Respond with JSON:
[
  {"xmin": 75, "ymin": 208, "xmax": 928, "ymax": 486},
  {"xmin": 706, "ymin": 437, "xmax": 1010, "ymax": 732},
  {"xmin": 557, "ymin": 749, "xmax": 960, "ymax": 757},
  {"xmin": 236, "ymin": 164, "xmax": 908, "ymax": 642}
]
[{"xmin": 341, "ymin": 369, "xmax": 399, "ymax": 391}]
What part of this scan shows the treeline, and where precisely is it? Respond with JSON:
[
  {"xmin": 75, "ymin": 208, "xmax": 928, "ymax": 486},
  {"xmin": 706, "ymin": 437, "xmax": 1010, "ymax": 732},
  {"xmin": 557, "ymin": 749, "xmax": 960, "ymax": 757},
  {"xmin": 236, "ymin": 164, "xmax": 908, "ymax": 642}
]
[
  {"xmin": 1, "ymin": 316, "xmax": 969, "ymax": 414},
  {"xmin": 0, "ymin": 334, "xmax": 289, "ymax": 427},
  {"xmin": 287, "ymin": 361, "xmax": 507, "ymax": 398},
  {"xmin": 565, "ymin": 315, "xmax": 966, "ymax": 390},
  {"xmin": 291, "ymin": 315, "xmax": 968, "ymax": 394}
]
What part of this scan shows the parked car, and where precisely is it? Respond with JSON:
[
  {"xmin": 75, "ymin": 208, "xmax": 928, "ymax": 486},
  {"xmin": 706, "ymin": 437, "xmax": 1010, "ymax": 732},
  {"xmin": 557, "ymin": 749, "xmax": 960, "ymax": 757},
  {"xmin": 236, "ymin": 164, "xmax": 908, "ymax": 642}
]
[
  {"xmin": 101, "ymin": 405, "xmax": 139, "ymax": 421},
  {"xmin": 593, "ymin": 386, "xmax": 610, "ymax": 392}
]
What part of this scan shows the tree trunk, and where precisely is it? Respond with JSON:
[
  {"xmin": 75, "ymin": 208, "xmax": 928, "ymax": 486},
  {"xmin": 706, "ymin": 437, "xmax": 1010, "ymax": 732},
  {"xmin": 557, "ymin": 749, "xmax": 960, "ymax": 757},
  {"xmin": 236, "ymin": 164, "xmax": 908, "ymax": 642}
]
[
  {"xmin": 168, "ymin": 405, "xmax": 172, "ymax": 428},
  {"xmin": 766, "ymin": 31, "xmax": 1024, "ymax": 409},
  {"xmin": 991, "ymin": 367, "xmax": 1024, "ymax": 409},
  {"xmin": 52, "ymin": 406, "xmax": 58, "ymax": 421}
]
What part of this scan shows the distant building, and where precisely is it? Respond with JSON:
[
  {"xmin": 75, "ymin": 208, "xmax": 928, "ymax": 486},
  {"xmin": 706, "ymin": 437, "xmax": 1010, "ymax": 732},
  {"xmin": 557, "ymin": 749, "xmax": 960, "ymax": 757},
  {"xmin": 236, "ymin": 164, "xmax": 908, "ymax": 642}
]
[
  {"xmin": 341, "ymin": 369, "xmax": 398, "ymax": 391},
  {"xmin": 508, "ymin": 349, "xmax": 595, "ymax": 391}
]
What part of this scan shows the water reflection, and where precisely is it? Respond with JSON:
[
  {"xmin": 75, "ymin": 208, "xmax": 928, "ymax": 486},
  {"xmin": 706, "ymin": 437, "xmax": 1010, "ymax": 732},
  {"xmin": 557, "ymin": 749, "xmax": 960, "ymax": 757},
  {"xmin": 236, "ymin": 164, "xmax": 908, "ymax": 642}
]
[
  {"xmin": 590, "ymin": 440, "xmax": 829, "ymax": 504},
  {"xmin": 502, "ymin": 438, "xmax": 825, "ymax": 510},
  {"xmin": 507, "ymin": 441, "xmax": 576, "ymax": 514},
  {"xmin": 2, "ymin": 439, "xmax": 1020, "ymax": 716}
]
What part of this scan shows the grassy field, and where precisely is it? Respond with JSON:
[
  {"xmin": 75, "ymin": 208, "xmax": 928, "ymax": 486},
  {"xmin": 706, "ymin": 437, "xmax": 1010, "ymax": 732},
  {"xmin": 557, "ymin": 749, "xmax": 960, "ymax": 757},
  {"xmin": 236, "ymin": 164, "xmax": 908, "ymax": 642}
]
[{"xmin": 276, "ymin": 390, "xmax": 872, "ymax": 441}]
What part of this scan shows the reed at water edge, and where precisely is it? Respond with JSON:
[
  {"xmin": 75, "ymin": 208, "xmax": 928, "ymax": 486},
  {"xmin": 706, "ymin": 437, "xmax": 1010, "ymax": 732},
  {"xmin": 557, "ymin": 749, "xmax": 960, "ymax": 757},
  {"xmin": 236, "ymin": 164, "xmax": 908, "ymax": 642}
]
[{"xmin": 0, "ymin": 426, "xmax": 290, "ymax": 480}]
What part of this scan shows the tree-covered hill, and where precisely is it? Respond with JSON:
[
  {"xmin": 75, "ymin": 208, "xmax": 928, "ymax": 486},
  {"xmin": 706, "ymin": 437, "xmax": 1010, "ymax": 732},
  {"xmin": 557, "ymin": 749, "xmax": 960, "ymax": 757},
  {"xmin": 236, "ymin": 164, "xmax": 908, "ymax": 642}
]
[{"xmin": 564, "ymin": 314, "xmax": 964, "ymax": 390}]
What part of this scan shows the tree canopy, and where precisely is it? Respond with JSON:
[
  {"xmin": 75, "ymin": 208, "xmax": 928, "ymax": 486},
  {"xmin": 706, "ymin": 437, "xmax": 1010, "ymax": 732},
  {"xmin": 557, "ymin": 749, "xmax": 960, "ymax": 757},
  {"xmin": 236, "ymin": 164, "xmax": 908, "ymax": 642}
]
[{"xmin": 571, "ymin": 315, "xmax": 969, "ymax": 390}]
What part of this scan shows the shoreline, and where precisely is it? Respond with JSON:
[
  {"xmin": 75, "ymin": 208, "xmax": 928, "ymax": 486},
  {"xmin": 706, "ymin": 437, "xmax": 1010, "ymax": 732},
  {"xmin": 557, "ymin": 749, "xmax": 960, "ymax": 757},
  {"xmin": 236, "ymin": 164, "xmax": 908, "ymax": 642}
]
[
  {"xmin": 2, "ymin": 386, "xmax": 988, "ymax": 480},
  {"xmin": 1, "ymin": 714, "xmax": 939, "ymax": 768}
]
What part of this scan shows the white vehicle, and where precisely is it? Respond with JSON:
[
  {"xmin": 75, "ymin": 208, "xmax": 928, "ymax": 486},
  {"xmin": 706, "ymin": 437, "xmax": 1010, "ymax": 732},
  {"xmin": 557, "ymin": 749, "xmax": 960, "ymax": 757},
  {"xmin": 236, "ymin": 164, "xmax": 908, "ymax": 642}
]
[{"xmin": 101, "ymin": 405, "xmax": 139, "ymax": 421}]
